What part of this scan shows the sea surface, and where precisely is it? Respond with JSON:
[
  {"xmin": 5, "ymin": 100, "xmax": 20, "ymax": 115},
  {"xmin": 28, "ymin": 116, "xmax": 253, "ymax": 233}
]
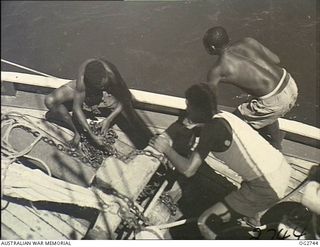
[{"xmin": 1, "ymin": 0, "xmax": 319, "ymax": 127}]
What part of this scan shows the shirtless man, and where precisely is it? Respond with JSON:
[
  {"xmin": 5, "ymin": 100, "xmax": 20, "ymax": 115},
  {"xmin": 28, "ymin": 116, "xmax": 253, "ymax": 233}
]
[
  {"xmin": 150, "ymin": 83, "xmax": 292, "ymax": 239},
  {"xmin": 203, "ymin": 26, "xmax": 298, "ymax": 150},
  {"xmin": 45, "ymin": 58, "xmax": 153, "ymax": 149}
]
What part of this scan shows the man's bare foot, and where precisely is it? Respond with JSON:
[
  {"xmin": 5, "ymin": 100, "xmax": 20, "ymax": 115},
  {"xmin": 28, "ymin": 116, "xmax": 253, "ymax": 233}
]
[{"xmin": 69, "ymin": 134, "xmax": 81, "ymax": 150}]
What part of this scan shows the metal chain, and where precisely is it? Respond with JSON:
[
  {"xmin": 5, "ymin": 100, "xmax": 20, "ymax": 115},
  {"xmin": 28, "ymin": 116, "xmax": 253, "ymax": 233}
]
[
  {"xmin": 80, "ymin": 121, "xmax": 118, "ymax": 168},
  {"xmin": 137, "ymin": 182, "xmax": 161, "ymax": 203},
  {"xmin": 159, "ymin": 192, "xmax": 178, "ymax": 216},
  {"xmin": 14, "ymin": 120, "xmax": 147, "ymax": 231},
  {"xmin": 8, "ymin": 117, "xmax": 175, "ymax": 227},
  {"xmin": 105, "ymin": 188, "xmax": 149, "ymax": 232},
  {"xmin": 4, "ymin": 115, "xmax": 176, "ymax": 236},
  {"xmin": 137, "ymin": 181, "xmax": 178, "ymax": 216},
  {"xmin": 117, "ymin": 148, "xmax": 166, "ymax": 164},
  {"xmin": 19, "ymin": 122, "xmax": 118, "ymax": 169}
]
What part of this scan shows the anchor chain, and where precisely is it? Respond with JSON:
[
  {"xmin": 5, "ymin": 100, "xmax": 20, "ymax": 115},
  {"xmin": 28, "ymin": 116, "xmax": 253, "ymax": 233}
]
[
  {"xmin": 137, "ymin": 181, "xmax": 178, "ymax": 216},
  {"xmin": 5, "ymin": 115, "xmax": 176, "ymax": 226},
  {"xmin": 116, "ymin": 148, "xmax": 166, "ymax": 164},
  {"xmin": 159, "ymin": 192, "xmax": 178, "ymax": 216},
  {"xmin": 137, "ymin": 182, "xmax": 161, "ymax": 203},
  {"xmin": 3, "ymin": 114, "xmax": 178, "ymax": 238},
  {"xmin": 101, "ymin": 188, "xmax": 149, "ymax": 237},
  {"xmin": 80, "ymin": 121, "xmax": 118, "ymax": 168},
  {"xmin": 19, "ymin": 121, "xmax": 118, "ymax": 169},
  {"xmin": 136, "ymin": 164, "xmax": 178, "ymax": 216}
]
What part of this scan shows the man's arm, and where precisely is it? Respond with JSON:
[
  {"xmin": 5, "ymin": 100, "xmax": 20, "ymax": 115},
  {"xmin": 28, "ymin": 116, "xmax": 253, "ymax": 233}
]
[
  {"xmin": 73, "ymin": 91, "xmax": 105, "ymax": 146},
  {"xmin": 166, "ymin": 148, "xmax": 203, "ymax": 177},
  {"xmin": 150, "ymin": 118, "xmax": 231, "ymax": 177},
  {"xmin": 243, "ymin": 37, "xmax": 280, "ymax": 64},
  {"xmin": 100, "ymin": 102, "xmax": 123, "ymax": 136},
  {"xmin": 73, "ymin": 59, "xmax": 104, "ymax": 145},
  {"xmin": 207, "ymin": 66, "xmax": 223, "ymax": 93},
  {"xmin": 150, "ymin": 136, "xmax": 202, "ymax": 177}
]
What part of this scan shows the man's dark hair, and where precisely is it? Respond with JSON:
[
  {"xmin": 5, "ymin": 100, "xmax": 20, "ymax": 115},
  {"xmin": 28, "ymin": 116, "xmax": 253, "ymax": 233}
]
[
  {"xmin": 203, "ymin": 26, "xmax": 229, "ymax": 52},
  {"xmin": 185, "ymin": 83, "xmax": 217, "ymax": 118},
  {"xmin": 84, "ymin": 60, "xmax": 107, "ymax": 88}
]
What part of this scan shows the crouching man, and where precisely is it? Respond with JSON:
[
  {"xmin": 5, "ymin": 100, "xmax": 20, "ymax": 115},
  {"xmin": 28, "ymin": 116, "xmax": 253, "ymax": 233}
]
[
  {"xmin": 44, "ymin": 58, "xmax": 152, "ymax": 149},
  {"xmin": 150, "ymin": 83, "xmax": 292, "ymax": 239}
]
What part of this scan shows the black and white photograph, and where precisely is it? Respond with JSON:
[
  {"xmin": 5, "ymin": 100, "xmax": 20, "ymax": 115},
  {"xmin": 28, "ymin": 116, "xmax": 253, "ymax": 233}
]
[{"xmin": 1, "ymin": 0, "xmax": 319, "ymax": 243}]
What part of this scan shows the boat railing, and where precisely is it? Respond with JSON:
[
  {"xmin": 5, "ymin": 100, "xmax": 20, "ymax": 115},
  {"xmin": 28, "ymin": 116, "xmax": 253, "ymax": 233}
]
[{"xmin": 1, "ymin": 60, "xmax": 319, "ymax": 148}]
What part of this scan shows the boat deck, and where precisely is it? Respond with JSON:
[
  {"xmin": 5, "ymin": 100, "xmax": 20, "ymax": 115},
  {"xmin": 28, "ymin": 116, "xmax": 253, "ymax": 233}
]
[
  {"xmin": 1, "ymin": 198, "xmax": 92, "ymax": 240},
  {"xmin": 1, "ymin": 90, "xmax": 319, "ymax": 240}
]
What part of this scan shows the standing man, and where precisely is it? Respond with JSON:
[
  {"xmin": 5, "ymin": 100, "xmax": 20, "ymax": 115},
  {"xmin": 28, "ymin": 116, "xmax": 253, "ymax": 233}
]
[
  {"xmin": 45, "ymin": 58, "xmax": 153, "ymax": 149},
  {"xmin": 202, "ymin": 26, "xmax": 298, "ymax": 150},
  {"xmin": 150, "ymin": 83, "xmax": 292, "ymax": 239}
]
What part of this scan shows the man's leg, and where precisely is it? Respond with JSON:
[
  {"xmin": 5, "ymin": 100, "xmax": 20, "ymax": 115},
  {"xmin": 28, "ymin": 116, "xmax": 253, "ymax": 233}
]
[
  {"xmin": 233, "ymin": 108, "xmax": 284, "ymax": 151},
  {"xmin": 45, "ymin": 89, "xmax": 81, "ymax": 146},
  {"xmin": 198, "ymin": 202, "xmax": 232, "ymax": 239}
]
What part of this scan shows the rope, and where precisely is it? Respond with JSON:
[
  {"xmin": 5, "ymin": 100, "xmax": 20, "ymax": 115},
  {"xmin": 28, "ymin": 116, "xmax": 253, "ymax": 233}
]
[
  {"xmin": 1, "ymin": 115, "xmax": 54, "ymax": 198},
  {"xmin": 23, "ymin": 155, "xmax": 52, "ymax": 177},
  {"xmin": 1, "ymin": 58, "xmax": 57, "ymax": 78},
  {"xmin": 3, "ymin": 111, "xmax": 71, "ymax": 145}
]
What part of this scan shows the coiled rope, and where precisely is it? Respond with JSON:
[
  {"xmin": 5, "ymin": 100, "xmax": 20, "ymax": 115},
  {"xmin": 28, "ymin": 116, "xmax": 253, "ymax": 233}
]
[{"xmin": 1, "ymin": 113, "xmax": 58, "ymax": 198}]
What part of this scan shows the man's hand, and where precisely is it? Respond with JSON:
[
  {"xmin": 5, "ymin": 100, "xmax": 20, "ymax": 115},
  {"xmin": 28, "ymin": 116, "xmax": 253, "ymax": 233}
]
[
  {"xmin": 98, "ymin": 119, "xmax": 111, "ymax": 137},
  {"xmin": 69, "ymin": 133, "xmax": 81, "ymax": 149},
  {"xmin": 149, "ymin": 135, "xmax": 171, "ymax": 154},
  {"xmin": 91, "ymin": 135, "xmax": 105, "ymax": 146}
]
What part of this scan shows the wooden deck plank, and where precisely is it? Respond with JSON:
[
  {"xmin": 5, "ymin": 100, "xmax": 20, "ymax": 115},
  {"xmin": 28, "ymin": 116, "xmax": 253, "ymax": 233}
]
[
  {"xmin": 290, "ymin": 171, "xmax": 308, "ymax": 184},
  {"xmin": 1, "ymin": 223, "xmax": 23, "ymax": 240},
  {"xmin": 24, "ymin": 206, "xmax": 88, "ymax": 240},
  {"xmin": 290, "ymin": 165, "xmax": 310, "ymax": 175},
  {"xmin": 4, "ymin": 200, "xmax": 68, "ymax": 239},
  {"xmin": 1, "ymin": 202, "xmax": 46, "ymax": 239},
  {"xmin": 282, "ymin": 138, "xmax": 320, "ymax": 163},
  {"xmin": 287, "ymin": 179, "xmax": 302, "ymax": 191},
  {"xmin": 286, "ymin": 156, "xmax": 319, "ymax": 170},
  {"xmin": 2, "ymin": 197, "xmax": 90, "ymax": 240},
  {"xmin": 49, "ymin": 212, "xmax": 90, "ymax": 237}
]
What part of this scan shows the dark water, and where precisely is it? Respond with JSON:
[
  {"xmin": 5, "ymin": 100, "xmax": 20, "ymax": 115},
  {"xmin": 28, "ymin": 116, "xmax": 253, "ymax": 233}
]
[{"xmin": 1, "ymin": 0, "xmax": 319, "ymax": 127}]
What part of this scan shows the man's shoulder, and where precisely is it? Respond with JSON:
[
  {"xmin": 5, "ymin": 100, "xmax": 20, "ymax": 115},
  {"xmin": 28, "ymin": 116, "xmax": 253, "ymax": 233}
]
[
  {"xmin": 237, "ymin": 37, "xmax": 258, "ymax": 45},
  {"xmin": 199, "ymin": 117, "xmax": 233, "ymax": 152},
  {"xmin": 65, "ymin": 80, "xmax": 80, "ymax": 91},
  {"xmin": 205, "ymin": 117, "xmax": 232, "ymax": 133},
  {"xmin": 213, "ymin": 117, "xmax": 231, "ymax": 127},
  {"xmin": 229, "ymin": 37, "xmax": 259, "ymax": 51}
]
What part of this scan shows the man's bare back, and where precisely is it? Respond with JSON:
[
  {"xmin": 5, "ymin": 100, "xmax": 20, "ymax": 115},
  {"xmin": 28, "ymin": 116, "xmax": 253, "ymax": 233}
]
[
  {"xmin": 208, "ymin": 37, "xmax": 284, "ymax": 97},
  {"xmin": 202, "ymin": 27, "xmax": 298, "ymax": 151}
]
